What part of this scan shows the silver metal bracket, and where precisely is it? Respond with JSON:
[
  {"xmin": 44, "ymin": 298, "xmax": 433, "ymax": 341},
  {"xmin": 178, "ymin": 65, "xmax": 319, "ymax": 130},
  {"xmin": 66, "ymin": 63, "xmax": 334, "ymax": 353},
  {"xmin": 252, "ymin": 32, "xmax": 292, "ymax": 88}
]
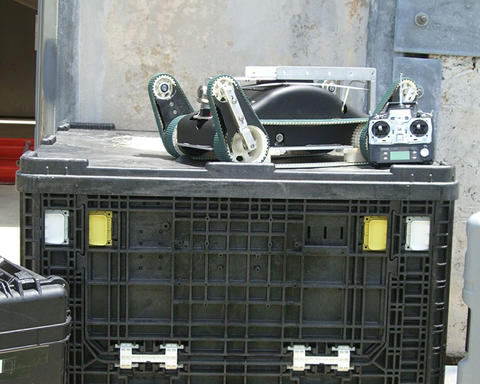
[
  {"xmin": 220, "ymin": 84, "xmax": 257, "ymax": 151},
  {"xmin": 287, "ymin": 345, "xmax": 355, "ymax": 372},
  {"xmin": 393, "ymin": 57, "xmax": 442, "ymax": 126},
  {"xmin": 115, "ymin": 343, "xmax": 183, "ymax": 370},
  {"xmin": 243, "ymin": 66, "xmax": 376, "ymax": 114}
]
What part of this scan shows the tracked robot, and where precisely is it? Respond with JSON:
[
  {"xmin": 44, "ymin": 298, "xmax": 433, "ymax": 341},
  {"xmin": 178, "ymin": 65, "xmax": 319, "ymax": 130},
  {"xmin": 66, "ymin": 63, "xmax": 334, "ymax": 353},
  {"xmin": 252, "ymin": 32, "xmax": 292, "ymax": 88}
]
[{"xmin": 148, "ymin": 67, "xmax": 431, "ymax": 165}]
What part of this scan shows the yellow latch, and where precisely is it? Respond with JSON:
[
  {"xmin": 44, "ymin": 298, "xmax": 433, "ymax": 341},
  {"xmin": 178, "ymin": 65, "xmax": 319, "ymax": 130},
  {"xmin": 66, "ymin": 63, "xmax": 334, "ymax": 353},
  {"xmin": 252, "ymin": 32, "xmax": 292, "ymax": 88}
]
[
  {"xmin": 363, "ymin": 216, "xmax": 388, "ymax": 251},
  {"xmin": 89, "ymin": 211, "xmax": 113, "ymax": 246}
]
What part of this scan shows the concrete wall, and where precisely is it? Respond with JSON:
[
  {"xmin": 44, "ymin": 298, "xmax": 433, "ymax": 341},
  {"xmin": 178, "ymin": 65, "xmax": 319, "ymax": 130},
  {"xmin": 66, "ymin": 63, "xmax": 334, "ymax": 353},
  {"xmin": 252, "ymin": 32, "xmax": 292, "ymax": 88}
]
[
  {"xmin": 435, "ymin": 55, "xmax": 480, "ymax": 356},
  {"xmin": 51, "ymin": 0, "xmax": 479, "ymax": 357},
  {"xmin": 75, "ymin": 0, "xmax": 369, "ymax": 130}
]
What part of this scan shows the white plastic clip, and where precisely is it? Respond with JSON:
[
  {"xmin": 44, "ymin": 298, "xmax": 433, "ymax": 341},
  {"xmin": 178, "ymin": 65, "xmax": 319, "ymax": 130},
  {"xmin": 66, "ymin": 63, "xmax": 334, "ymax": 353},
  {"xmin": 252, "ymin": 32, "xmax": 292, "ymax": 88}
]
[
  {"xmin": 115, "ymin": 343, "xmax": 183, "ymax": 370},
  {"xmin": 287, "ymin": 345, "xmax": 355, "ymax": 372}
]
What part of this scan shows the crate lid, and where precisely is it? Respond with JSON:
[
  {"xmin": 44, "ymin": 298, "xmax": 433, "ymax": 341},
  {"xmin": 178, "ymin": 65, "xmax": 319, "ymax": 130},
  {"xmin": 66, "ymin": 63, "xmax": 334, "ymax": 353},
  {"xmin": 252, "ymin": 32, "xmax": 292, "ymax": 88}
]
[{"xmin": 17, "ymin": 129, "xmax": 458, "ymax": 201}]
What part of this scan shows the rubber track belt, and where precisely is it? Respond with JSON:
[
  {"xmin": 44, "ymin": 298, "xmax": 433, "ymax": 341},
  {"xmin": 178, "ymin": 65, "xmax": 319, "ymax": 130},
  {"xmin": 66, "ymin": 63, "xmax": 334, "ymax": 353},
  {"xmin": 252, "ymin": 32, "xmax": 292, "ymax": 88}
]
[{"xmin": 261, "ymin": 118, "xmax": 368, "ymax": 126}]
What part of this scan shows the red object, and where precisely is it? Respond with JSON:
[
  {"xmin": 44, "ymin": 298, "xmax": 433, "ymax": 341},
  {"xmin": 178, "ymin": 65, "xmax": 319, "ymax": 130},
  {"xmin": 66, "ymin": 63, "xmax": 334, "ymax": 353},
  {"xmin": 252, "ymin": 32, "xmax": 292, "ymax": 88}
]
[{"xmin": 0, "ymin": 138, "xmax": 34, "ymax": 183}]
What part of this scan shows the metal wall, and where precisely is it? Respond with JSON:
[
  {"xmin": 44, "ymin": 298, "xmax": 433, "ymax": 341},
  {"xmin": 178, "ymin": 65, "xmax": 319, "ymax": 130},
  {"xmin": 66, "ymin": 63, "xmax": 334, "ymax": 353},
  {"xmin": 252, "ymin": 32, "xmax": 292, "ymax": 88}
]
[
  {"xmin": 435, "ymin": 55, "xmax": 479, "ymax": 357},
  {"xmin": 70, "ymin": 0, "xmax": 370, "ymax": 131},
  {"xmin": 36, "ymin": 0, "xmax": 480, "ymax": 357}
]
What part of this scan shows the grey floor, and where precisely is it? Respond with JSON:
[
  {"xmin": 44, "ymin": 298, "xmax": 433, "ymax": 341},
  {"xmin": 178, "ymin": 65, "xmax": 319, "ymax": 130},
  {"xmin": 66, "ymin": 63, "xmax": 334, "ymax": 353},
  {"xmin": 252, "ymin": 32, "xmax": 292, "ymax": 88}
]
[
  {"xmin": 0, "ymin": 184, "xmax": 459, "ymax": 383},
  {"xmin": 0, "ymin": 185, "xmax": 20, "ymax": 265}
]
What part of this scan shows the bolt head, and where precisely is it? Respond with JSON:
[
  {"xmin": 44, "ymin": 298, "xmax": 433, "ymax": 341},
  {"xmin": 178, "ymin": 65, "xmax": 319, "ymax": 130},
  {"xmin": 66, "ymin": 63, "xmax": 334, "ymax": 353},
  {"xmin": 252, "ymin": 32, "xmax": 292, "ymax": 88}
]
[
  {"xmin": 415, "ymin": 12, "xmax": 429, "ymax": 27},
  {"xmin": 275, "ymin": 133, "xmax": 284, "ymax": 143}
]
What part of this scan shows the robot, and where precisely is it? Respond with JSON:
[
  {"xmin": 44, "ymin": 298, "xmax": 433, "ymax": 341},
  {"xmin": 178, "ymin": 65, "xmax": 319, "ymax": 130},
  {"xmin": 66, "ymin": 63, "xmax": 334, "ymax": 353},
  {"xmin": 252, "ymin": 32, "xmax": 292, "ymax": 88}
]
[{"xmin": 148, "ymin": 67, "xmax": 425, "ymax": 164}]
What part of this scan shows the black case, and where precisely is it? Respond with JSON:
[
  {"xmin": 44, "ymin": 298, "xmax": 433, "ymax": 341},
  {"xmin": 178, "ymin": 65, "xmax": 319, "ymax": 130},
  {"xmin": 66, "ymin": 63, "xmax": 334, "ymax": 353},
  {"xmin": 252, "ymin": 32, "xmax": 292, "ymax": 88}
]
[{"xmin": 0, "ymin": 257, "xmax": 70, "ymax": 384}]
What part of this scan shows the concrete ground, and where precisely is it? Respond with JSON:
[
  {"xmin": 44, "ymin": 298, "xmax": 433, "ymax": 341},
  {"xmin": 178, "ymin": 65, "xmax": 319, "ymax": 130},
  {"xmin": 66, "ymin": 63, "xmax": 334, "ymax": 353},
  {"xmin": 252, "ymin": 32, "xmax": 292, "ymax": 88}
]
[
  {"xmin": 0, "ymin": 184, "xmax": 460, "ymax": 382},
  {"xmin": 0, "ymin": 184, "xmax": 20, "ymax": 264}
]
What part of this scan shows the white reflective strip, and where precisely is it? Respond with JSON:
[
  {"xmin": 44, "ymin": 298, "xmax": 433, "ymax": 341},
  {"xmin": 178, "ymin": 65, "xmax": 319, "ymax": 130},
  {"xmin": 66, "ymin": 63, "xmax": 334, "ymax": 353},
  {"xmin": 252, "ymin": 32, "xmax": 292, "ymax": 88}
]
[
  {"xmin": 45, "ymin": 210, "xmax": 69, "ymax": 245},
  {"xmin": 0, "ymin": 119, "xmax": 36, "ymax": 125},
  {"xmin": 0, "ymin": 359, "xmax": 3, "ymax": 374},
  {"xmin": 406, "ymin": 217, "xmax": 430, "ymax": 251}
]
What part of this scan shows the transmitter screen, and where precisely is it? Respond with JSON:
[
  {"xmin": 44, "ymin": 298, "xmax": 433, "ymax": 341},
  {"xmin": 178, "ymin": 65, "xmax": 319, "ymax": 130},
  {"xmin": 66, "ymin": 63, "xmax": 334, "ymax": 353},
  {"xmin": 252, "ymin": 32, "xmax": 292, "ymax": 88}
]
[{"xmin": 390, "ymin": 151, "xmax": 410, "ymax": 161}]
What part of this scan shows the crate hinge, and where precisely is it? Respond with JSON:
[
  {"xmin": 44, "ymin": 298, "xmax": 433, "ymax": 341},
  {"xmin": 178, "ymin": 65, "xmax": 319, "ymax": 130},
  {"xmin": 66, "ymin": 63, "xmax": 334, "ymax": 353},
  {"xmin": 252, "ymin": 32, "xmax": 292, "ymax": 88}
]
[
  {"xmin": 115, "ymin": 343, "xmax": 183, "ymax": 370},
  {"xmin": 287, "ymin": 345, "xmax": 355, "ymax": 372}
]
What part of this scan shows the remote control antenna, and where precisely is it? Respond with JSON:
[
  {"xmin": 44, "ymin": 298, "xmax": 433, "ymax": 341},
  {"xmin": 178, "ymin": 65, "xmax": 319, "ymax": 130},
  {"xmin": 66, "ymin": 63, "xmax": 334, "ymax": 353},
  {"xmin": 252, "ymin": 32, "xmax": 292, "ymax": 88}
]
[{"xmin": 399, "ymin": 73, "xmax": 405, "ymax": 105}]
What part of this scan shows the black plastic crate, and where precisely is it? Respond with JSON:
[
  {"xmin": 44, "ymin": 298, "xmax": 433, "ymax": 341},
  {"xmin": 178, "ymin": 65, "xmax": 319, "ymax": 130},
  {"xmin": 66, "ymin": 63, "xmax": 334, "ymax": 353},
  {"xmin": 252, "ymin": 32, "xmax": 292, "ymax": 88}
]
[
  {"xmin": 0, "ymin": 257, "xmax": 70, "ymax": 384},
  {"xmin": 17, "ymin": 129, "xmax": 458, "ymax": 384}
]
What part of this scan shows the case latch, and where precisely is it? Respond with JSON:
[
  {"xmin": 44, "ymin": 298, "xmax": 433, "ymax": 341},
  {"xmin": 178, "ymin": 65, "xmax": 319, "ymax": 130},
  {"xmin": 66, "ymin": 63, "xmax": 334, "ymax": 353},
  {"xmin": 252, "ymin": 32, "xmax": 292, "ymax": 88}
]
[
  {"xmin": 115, "ymin": 343, "xmax": 183, "ymax": 370},
  {"xmin": 287, "ymin": 345, "xmax": 355, "ymax": 372}
]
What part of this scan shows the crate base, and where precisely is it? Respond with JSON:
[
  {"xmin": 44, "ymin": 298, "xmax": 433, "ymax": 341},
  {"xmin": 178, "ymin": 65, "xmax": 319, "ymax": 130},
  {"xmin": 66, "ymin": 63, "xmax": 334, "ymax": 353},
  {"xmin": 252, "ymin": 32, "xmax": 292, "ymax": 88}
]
[
  {"xmin": 17, "ymin": 129, "xmax": 457, "ymax": 383},
  {"xmin": 21, "ymin": 193, "xmax": 454, "ymax": 384}
]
